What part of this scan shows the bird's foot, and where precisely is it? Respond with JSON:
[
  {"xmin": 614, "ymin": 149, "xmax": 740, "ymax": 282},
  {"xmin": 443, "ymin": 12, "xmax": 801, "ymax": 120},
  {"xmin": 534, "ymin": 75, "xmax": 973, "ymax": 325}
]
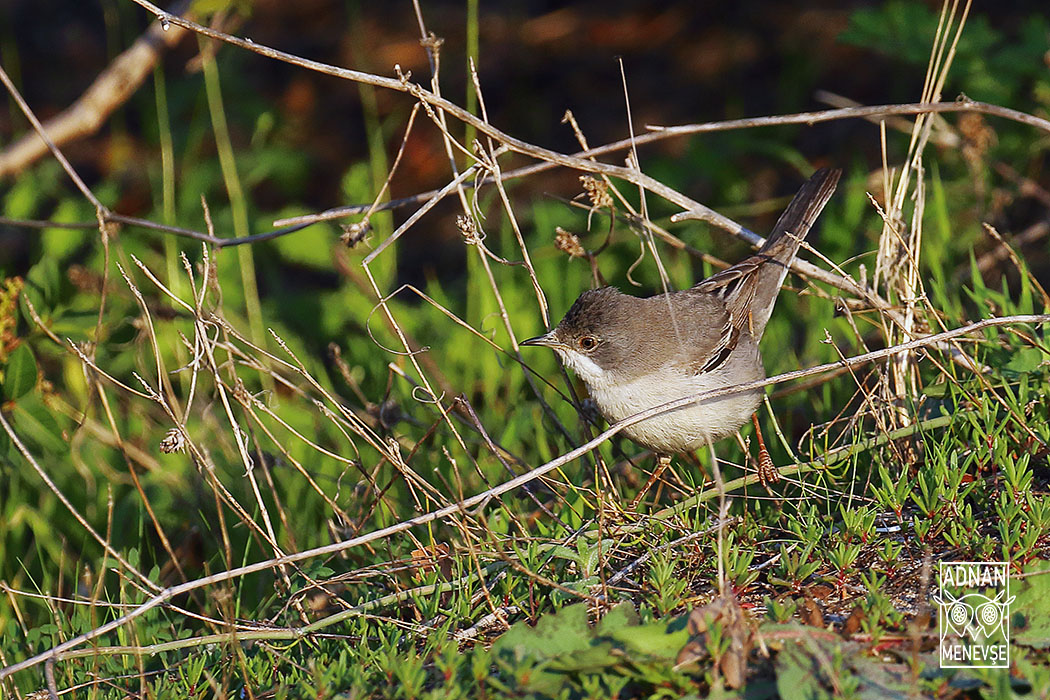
[{"xmin": 751, "ymin": 413, "xmax": 780, "ymax": 487}]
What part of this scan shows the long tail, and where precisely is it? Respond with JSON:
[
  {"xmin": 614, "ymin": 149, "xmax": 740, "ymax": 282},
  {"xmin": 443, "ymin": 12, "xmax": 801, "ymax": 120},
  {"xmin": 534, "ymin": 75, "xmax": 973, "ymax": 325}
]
[{"xmin": 695, "ymin": 167, "xmax": 841, "ymax": 339}]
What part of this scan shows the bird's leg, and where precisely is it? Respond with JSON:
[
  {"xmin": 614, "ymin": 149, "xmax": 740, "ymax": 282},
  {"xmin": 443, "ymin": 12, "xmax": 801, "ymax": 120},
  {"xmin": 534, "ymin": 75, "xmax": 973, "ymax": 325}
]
[
  {"xmin": 630, "ymin": 453, "xmax": 672, "ymax": 509},
  {"xmin": 751, "ymin": 413, "xmax": 780, "ymax": 486}
]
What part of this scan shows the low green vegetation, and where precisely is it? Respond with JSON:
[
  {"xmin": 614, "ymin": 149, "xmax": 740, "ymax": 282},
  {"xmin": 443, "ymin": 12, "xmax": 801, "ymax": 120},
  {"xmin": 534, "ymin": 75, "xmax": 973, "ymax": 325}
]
[{"xmin": 1, "ymin": 1, "xmax": 1049, "ymax": 698}]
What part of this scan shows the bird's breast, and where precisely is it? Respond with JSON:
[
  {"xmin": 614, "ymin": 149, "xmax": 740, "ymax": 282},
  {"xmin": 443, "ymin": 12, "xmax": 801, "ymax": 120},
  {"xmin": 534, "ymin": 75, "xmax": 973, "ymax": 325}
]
[{"xmin": 585, "ymin": 353, "xmax": 764, "ymax": 453}]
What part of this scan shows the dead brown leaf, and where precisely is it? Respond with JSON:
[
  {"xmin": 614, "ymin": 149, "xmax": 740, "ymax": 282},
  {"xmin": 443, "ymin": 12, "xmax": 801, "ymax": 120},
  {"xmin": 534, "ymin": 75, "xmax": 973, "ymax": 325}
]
[{"xmin": 676, "ymin": 593, "xmax": 754, "ymax": 689}]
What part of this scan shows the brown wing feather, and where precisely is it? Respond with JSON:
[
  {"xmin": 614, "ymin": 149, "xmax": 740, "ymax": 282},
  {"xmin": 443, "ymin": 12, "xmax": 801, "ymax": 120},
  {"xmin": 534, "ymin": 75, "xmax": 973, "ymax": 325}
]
[{"xmin": 694, "ymin": 168, "xmax": 840, "ymax": 340}]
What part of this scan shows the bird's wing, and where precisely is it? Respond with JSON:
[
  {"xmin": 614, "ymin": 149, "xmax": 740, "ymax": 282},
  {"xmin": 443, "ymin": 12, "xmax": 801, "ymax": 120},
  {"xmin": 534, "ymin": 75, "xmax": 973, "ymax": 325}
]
[
  {"xmin": 695, "ymin": 168, "xmax": 841, "ymax": 339},
  {"xmin": 641, "ymin": 290, "xmax": 740, "ymax": 376}
]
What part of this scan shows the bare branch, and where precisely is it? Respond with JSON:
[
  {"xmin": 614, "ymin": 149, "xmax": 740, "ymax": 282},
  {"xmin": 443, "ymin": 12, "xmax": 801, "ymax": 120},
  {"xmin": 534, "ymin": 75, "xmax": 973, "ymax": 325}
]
[{"xmin": 0, "ymin": 2, "xmax": 192, "ymax": 176}]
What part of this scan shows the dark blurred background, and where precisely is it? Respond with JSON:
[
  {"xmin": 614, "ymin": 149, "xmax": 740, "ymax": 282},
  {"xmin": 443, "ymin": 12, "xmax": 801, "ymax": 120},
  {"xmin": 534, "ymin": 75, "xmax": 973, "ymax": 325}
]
[{"xmin": 2, "ymin": 0, "xmax": 1048, "ymax": 286}]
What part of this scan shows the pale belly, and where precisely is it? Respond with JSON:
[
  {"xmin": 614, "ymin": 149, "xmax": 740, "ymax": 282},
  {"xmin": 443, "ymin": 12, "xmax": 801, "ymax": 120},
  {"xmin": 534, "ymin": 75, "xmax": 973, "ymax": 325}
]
[{"xmin": 588, "ymin": 353, "xmax": 765, "ymax": 454}]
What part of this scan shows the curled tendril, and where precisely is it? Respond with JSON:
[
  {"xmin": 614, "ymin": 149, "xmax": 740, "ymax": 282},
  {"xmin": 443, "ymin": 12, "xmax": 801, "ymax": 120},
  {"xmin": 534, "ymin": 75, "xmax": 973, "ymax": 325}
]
[
  {"xmin": 411, "ymin": 385, "xmax": 444, "ymax": 405},
  {"xmin": 364, "ymin": 286, "xmax": 432, "ymax": 357}
]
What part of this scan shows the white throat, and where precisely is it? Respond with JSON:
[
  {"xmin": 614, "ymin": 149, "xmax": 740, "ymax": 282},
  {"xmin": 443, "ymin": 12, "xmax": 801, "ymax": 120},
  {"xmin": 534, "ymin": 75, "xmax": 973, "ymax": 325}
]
[{"xmin": 553, "ymin": 349, "xmax": 610, "ymax": 387}]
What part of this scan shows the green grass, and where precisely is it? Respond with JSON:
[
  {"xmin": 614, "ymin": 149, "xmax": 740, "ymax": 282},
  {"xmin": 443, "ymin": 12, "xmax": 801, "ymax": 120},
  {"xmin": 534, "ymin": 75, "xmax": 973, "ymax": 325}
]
[{"xmin": 2, "ymin": 1, "xmax": 1050, "ymax": 698}]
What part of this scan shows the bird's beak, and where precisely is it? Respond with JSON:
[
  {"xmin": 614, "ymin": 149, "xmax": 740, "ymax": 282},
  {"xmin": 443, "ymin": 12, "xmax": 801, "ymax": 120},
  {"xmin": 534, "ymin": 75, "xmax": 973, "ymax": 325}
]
[{"xmin": 521, "ymin": 330, "xmax": 560, "ymax": 348}]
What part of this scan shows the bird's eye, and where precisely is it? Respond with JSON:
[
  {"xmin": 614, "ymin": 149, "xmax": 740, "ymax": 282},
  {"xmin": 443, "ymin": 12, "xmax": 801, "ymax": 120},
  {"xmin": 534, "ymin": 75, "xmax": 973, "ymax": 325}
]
[{"xmin": 578, "ymin": 335, "xmax": 598, "ymax": 351}]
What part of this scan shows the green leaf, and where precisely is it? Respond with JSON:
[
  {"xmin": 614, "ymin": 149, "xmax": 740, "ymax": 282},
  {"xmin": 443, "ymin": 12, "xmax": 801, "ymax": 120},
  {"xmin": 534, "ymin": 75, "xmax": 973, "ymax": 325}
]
[
  {"xmin": 11, "ymin": 394, "xmax": 66, "ymax": 454},
  {"xmin": 24, "ymin": 257, "xmax": 63, "ymax": 310},
  {"xmin": 191, "ymin": 0, "xmax": 253, "ymax": 16},
  {"xmin": 494, "ymin": 602, "xmax": 591, "ymax": 661},
  {"xmin": 3, "ymin": 170, "xmax": 43, "ymax": 220},
  {"xmin": 774, "ymin": 636, "xmax": 834, "ymax": 700},
  {"xmin": 595, "ymin": 601, "xmax": 641, "ymax": 635},
  {"xmin": 2, "ymin": 344, "xmax": 38, "ymax": 401},
  {"xmin": 1004, "ymin": 348, "xmax": 1046, "ymax": 375},
  {"xmin": 494, "ymin": 601, "xmax": 691, "ymax": 679},
  {"xmin": 41, "ymin": 199, "xmax": 89, "ymax": 261},
  {"xmin": 1011, "ymin": 561, "xmax": 1050, "ymax": 648},
  {"xmin": 340, "ymin": 162, "xmax": 374, "ymax": 202},
  {"xmin": 603, "ymin": 614, "xmax": 691, "ymax": 663},
  {"xmin": 271, "ymin": 223, "xmax": 333, "ymax": 269}
]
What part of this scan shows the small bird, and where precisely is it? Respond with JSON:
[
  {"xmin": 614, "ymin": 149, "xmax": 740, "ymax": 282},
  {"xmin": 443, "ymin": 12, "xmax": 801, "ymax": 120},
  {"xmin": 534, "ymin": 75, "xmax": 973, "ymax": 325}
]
[{"xmin": 523, "ymin": 168, "xmax": 841, "ymax": 483}]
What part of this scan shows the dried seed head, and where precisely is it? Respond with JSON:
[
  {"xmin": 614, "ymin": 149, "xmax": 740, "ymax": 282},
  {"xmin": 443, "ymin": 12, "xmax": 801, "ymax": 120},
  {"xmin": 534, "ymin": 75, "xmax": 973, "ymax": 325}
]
[
  {"xmin": 554, "ymin": 227, "xmax": 586, "ymax": 258},
  {"xmin": 959, "ymin": 113, "xmax": 996, "ymax": 164},
  {"xmin": 580, "ymin": 175, "xmax": 612, "ymax": 209},
  {"xmin": 341, "ymin": 221, "xmax": 372, "ymax": 248},
  {"xmin": 102, "ymin": 220, "xmax": 121, "ymax": 240},
  {"xmin": 457, "ymin": 215, "xmax": 483, "ymax": 245},
  {"xmin": 67, "ymin": 264, "xmax": 103, "ymax": 293},
  {"xmin": 75, "ymin": 340, "xmax": 96, "ymax": 357},
  {"xmin": 232, "ymin": 379, "xmax": 251, "ymax": 404},
  {"xmin": 198, "ymin": 258, "xmax": 219, "ymax": 291},
  {"xmin": 160, "ymin": 427, "xmax": 186, "ymax": 454},
  {"xmin": 420, "ymin": 32, "xmax": 444, "ymax": 52}
]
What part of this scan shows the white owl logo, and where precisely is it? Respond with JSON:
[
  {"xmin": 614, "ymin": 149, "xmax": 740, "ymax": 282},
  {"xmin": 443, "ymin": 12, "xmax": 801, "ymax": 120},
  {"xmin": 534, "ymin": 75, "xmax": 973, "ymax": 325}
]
[{"xmin": 935, "ymin": 589, "xmax": 1015, "ymax": 641}]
